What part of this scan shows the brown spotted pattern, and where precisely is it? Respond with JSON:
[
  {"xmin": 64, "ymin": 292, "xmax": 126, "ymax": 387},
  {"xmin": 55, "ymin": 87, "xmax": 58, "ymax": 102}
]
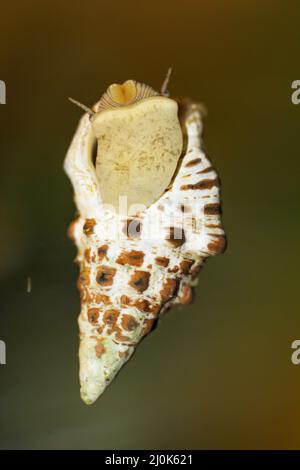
[
  {"xmin": 96, "ymin": 266, "xmax": 116, "ymax": 286},
  {"xmin": 129, "ymin": 270, "xmax": 150, "ymax": 293},
  {"xmin": 116, "ymin": 250, "xmax": 145, "ymax": 267},
  {"xmin": 83, "ymin": 218, "xmax": 96, "ymax": 236},
  {"xmin": 180, "ymin": 177, "xmax": 219, "ymax": 191},
  {"xmin": 98, "ymin": 244, "xmax": 109, "ymax": 260},
  {"xmin": 155, "ymin": 256, "xmax": 170, "ymax": 267}
]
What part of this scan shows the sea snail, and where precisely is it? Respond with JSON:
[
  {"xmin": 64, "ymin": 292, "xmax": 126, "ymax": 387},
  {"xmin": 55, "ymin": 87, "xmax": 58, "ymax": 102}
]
[{"xmin": 64, "ymin": 72, "xmax": 226, "ymax": 404}]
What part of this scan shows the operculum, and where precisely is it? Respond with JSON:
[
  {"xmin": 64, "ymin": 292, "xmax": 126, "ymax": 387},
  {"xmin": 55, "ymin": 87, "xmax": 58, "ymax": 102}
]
[{"xmin": 91, "ymin": 90, "xmax": 183, "ymax": 215}]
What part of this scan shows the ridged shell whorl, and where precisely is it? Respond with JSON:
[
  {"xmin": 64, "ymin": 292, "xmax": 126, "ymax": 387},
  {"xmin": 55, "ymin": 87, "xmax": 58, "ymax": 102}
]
[{"xmin": 94, "ymin": 80, "xmax": 159, "ymax": 112}]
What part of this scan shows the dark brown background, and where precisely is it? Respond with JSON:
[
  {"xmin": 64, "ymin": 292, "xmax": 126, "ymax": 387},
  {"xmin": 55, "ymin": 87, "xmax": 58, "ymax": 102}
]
[{"xmin": 0, "ymin": 0, "xmax": 299, "ymax": 449}]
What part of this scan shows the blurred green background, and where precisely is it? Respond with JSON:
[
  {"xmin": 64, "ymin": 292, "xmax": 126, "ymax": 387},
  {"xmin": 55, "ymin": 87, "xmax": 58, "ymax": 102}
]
[{"xmin": 0, "ymin": 0, "xmax": 300, "ymax": 450}]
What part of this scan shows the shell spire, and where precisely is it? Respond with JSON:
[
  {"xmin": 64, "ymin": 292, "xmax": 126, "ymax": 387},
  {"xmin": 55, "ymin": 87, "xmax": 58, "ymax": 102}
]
[
  {"xmin": 64, "ymin": 77, "xmax": 226, "ymax": 404},
  {"xmin": 95, "ymin": 80, "xmax": 159, "ymax": 111}
]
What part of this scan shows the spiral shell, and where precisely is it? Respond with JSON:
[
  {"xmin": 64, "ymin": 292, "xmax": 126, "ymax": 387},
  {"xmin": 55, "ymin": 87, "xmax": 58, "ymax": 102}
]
[
  {"xmin": 95, "ymin": 80, "xmax": 159, "ymax": 111},
  {"xmin": 65, "ymin": 80, "xmax": 226, "ymax": 404}
]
